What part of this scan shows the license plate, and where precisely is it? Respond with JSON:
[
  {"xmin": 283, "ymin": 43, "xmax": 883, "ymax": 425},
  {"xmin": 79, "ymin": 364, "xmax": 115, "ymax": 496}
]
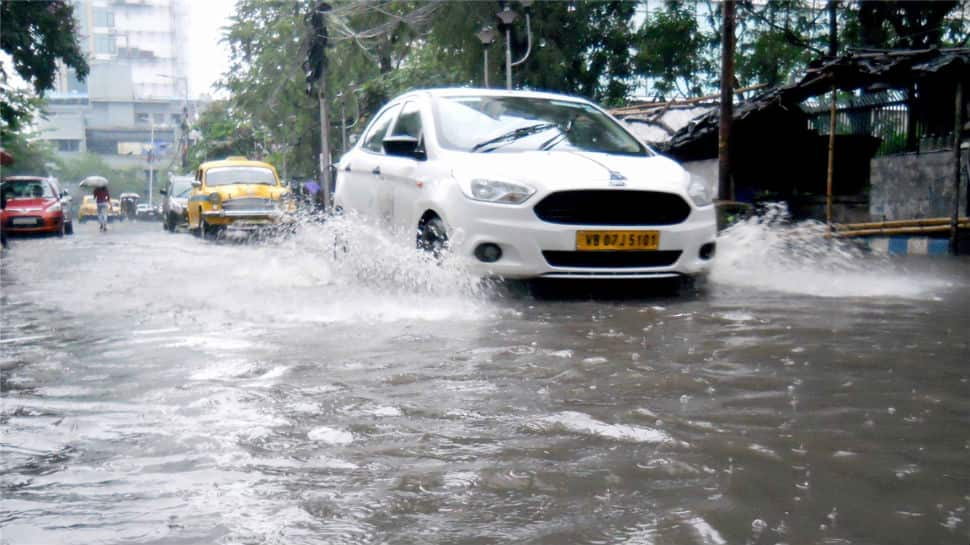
[
  {"xmin": 12, "ymin": 218, "xmax": 36, "ymax": 226},
  {"xmin": 576, "ymin": 230, "xmax": 660, "ymax": 251}
]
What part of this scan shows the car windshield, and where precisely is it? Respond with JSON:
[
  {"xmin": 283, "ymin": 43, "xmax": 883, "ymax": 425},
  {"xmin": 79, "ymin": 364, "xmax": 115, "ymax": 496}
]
[
  {"xmin": 172, "ymin": 181, "xmax": 193, "ymax": 197},
  {"xmin": 432, "ymin": 95, "xmax": 648, "ymax": 155},
  {"xmin": 1, "ymin": 180, "xmax": 55, "ymax": 199},
  {"xmin": 206, "ymin": 166, "xmax": 276, "ymax": 187}
]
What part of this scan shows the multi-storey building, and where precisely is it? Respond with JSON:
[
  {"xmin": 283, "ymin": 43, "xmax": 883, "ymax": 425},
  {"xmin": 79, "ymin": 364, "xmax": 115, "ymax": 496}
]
[{"xmin": 40, "ymin": 0, "xmax": 192, "ymax": 182}]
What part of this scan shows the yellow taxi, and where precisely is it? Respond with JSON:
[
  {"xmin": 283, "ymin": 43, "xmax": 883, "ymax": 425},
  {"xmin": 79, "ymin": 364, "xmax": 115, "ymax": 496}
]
[
  {"xmin": 78, "ymin": 195, "xmax": 98, "ymax": 222},
  {"xmin": 78, "ymin": 196, "xmax": 121, "ymax": 222},
  {"xmin": 186, "ymin": 157, "xmax": 294, "ymax": 238}
]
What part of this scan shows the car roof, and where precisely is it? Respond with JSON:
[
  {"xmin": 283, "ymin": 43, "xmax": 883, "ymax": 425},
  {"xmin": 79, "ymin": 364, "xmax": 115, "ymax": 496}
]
[
  {"xmin": 2, "ymin": 176, "xmax": 53, "ymax": 183},
  {"xmin": 200, "ymin": 158, "xmax": 277, "ymax": 171},
  {"xmin": 394, "ymin": 87, "xmax": 595, "ymax": 104}
]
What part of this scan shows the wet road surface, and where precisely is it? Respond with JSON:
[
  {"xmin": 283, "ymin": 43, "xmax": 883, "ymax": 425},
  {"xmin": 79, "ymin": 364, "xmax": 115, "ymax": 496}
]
[{"xmin": 1, "ymin": 217, "xmax": 968, "ymax": 545}]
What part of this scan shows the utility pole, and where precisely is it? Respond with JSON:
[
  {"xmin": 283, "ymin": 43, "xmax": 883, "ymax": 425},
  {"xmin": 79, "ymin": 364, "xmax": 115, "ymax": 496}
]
[
  {"xmin": 718, "ymin": 0, "xmax": 736, "ymax": 202},
  {"xmin": 305, "ymin": 2, "xmax": 332, "ymax": 212},
  {"xmin": 950, "ymin": 78, "xmax": 963, "ymax": 255},
  {"xmin": 827, "ymin": 1, "xmax": 838, "ymax": 57}
]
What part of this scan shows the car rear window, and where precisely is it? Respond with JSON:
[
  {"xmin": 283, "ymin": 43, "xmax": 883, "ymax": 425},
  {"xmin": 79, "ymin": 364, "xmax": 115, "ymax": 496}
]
[{"xmin": 205, "ymin": 166, "xmax": 277, "ymax": 186}]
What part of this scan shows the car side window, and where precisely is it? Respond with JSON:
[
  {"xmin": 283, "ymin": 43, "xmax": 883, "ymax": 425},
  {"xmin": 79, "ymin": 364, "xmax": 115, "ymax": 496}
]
[
  {"xmin": 389, "ymin": 101, "xmax": 422, "ymax": 140},
  {"xmin": 362, "ymin": 104, "xmax": 401, "ymax": 154}
]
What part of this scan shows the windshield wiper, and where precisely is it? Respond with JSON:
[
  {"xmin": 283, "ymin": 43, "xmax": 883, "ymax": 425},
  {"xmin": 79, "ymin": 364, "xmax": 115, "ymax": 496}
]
[
  {"xmin": 539, "ymin": 119, "xmax": 574, "ymax": 151},
  {"xmin": 470, "ymin": 122, "xmax": 560, "ymax": 152}
]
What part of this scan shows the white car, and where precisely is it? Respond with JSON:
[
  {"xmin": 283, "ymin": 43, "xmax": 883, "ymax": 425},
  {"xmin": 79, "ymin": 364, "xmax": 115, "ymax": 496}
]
[{"xmin": 334, "ymin": 88, "xmax": 717, "ymax": 281}]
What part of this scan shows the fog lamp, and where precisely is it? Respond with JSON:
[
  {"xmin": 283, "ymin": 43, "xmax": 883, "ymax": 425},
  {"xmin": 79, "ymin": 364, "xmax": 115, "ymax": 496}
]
[
  {"xmin": 699, "ymin": 242, "xmax": 716, "ymax": 260},
  {"xmin": 474, "ymin": 243, "xmax": 503, "ymax": 263}
]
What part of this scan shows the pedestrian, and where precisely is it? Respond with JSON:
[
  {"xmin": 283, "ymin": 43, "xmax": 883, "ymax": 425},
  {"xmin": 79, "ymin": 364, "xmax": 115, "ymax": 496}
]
[{"xmin": 93, "ymin": 184, "xmax": 111, "ymax": 232}]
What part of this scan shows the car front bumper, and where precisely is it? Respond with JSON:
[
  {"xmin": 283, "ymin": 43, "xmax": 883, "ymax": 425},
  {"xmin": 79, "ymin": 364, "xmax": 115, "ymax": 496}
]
[
  {"xmin": 442, "ymin": 196, "xmax": 717, "ymax": 280},
  {"xmin": 2, "ymin": 214, "xmax": 63, "ymax": 234}
]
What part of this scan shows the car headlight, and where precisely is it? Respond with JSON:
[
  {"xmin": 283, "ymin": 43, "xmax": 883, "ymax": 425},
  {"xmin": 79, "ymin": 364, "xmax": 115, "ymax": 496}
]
[
  {"xmin": 208, "ymin": 193, "xmax": 222, "ymax": 206},
  {"xmin": 687, "ymin": 175, "xmax": 712, "ymax": 207},
  {"xmin": 463, "ymin": 178, "xmax": 535, "ymax": 205},
  {"xmin": 46, "ymin": 202, "xmax": 62, "ymax": 212}
]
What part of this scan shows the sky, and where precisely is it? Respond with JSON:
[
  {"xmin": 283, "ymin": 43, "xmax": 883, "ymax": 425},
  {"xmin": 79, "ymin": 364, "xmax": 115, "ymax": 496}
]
[{"xmin": 186, "ymin": 0, "xmax": 236, "ymax": 98}]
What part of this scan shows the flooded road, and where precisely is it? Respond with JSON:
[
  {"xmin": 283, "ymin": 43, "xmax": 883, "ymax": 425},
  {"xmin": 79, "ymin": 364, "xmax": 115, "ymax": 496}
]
[{"xmin": 2, "ymin": 217, "xmax": 968, "ymax": 545}]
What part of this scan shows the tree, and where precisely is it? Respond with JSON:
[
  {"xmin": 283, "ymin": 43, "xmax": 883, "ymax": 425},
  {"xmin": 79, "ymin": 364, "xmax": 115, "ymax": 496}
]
[
  {"xmin": 635, "ymin": 1, "xmax": 712, "ymax": 99},
  {"xmin": 0, "ymin": 0, "xmax": 89, "ymax": 132}
]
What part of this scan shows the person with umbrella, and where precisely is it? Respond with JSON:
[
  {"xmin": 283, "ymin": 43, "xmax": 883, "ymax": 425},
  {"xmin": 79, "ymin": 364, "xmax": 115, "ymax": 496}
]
[{"xmin": 81, "ymin": 176, "xmax": 111, "ymax": 232}]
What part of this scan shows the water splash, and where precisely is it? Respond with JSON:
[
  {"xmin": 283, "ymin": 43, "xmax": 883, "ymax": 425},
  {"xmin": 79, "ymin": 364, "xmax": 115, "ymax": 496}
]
[
  {"xmin": 3, "ymin": 214, "xmax": 493, "ymax": 326},
  {"xmin": 711, "ymin": 203, "xmax": 954, "ymax": 298}
]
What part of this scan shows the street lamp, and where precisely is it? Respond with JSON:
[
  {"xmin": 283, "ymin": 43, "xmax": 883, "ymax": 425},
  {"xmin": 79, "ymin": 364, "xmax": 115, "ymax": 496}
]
[
  {"xmin": 491, "ymin": 1, "xmax": 534, "ymax": 90},
  {"xmin": 475, "ymin": 26, "xmax": 497, "ymax": 88}
]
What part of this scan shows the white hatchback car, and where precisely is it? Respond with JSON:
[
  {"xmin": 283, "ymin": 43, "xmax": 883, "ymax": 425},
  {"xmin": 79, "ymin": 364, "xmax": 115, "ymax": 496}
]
[{"xmin": 334, "ymin": 88, "xmax": 717, "ymax": 280}]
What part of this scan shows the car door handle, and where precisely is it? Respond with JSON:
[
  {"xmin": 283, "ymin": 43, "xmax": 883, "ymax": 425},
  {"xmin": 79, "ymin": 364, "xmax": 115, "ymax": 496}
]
[{"xmin": 372, "ymin": 166, "xmax": 381, "ymax": 176}]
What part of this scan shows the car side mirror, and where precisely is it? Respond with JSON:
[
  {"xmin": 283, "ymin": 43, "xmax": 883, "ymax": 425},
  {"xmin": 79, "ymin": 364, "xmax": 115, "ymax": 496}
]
[
  {"xmin": 191, "ymin": 180, "xmax": 202, "ymax": 188},
  {"xmin": 159, "ymin": 189, "xmax": 167, "ymax": 195},
  {"xmin": 382, "ymin": 135, "xmax": 426, "ymax": 161}
]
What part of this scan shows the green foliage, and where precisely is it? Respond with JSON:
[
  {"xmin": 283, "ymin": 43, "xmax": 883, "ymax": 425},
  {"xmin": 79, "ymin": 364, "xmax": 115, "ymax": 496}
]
[
  {"xmin": 635, "ymin": 1, "xmax": 710, "ymax": 99},
  {"xmin": 0, "ymin": 0, "xmax": 89, "ymax": 132},
  {"xmin": 185, "ymin": 101, "xmax": 259, "ymax": 171}
]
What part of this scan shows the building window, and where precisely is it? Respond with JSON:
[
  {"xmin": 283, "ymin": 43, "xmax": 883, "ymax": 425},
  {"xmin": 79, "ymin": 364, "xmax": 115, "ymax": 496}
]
[
  {"xmin": 55, "ymin": 140, "xmax": 81, "ymax": 152},
  {"xmin": 93, "ymin": 8, "xmax": 114, "ymax": 28},
  {"xmin": 171, "ymin": 114, "xmax": 182, "ymax": 125},
  {"xmin": 66, "ymin": 69, "xmax": 87, "ymax": 94},
  {"xmin": 153, "ymin": 113, "xmax": 165, "ymax": 124},
  {"xmin": 136, "ymin": 113, "xmax": 150, "ymax": 124},
  {"xmin": 94, "ymin": 35, "xmax": 116, "ymax": 55}
]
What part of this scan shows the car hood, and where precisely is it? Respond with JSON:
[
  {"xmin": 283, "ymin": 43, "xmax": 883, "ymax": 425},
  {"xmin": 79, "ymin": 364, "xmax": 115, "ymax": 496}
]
[
  {"xmin": 449, "ymin": 150, "xmax": 690, "ymax": 194},
  {"xmin": 3, "ymin": 197, "xmax": 55, "ymax": 211}
]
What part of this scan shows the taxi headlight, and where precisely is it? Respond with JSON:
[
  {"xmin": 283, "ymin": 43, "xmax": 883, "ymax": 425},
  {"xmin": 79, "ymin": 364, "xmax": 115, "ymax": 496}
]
[
  {"xmin": 208, "ymin": 193, "xmax": 222, "ymax": 206},
  {"xmin": 687, "ymin": 175, "xmax": 712, "ymax": 207},
  {"xmin": 463, "ymin": 178, "xmax": 535, "ymax": 205}
]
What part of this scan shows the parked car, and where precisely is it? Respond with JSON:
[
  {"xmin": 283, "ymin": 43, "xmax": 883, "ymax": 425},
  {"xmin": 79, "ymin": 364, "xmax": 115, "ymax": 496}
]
[
  {"xmin": 333, "ymin": 88, "xmax": 717, "ymax": 281},
  {"xmin": 0, "ymin": 176, "xmax": 74, "ymax": 236},
  {"xmin": 135, "ymin": 203, "xmax": 160, "ymax": 220},
  {"xmin": 186, "ymin": 157, "xmax": 295, "ymax": 239},
  {"xmin": 159, "ymin": 175, "xmax": 193, "ymax": 231}
]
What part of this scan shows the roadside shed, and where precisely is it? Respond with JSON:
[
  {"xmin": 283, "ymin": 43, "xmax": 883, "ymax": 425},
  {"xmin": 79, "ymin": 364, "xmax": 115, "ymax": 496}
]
[{"xmin": 662, "ymin": 48, "xmax": 970, "ymax": 226}]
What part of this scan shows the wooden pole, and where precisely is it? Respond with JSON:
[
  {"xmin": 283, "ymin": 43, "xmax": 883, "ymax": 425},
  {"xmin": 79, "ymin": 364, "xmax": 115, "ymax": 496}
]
[
  {"xmin": 826, "ymin": 85, "xmax": 837, "ymax": 226},
  {"xmin": 951, "ymin": 78, "xmax": 964, "ymax": 255},
  {"xmin": 318, "ymin": 83, "xmax": 332, "ymax": 212},
  {"xmin": 718, "ymin": 0, "xmax": 735, "ymax": 202}
]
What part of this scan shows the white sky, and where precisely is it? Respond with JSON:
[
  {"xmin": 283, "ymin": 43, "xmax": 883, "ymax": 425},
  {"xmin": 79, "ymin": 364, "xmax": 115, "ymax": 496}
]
[{"xmin": 185, "ymin": 0, "xmax": 236, "ymax": 98}]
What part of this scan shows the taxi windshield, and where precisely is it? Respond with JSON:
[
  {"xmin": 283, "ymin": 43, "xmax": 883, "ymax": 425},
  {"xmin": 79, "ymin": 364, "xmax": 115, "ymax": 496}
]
[{"xmin": 206, "ymin": 166, "xmax": 276, "ymax": 187}]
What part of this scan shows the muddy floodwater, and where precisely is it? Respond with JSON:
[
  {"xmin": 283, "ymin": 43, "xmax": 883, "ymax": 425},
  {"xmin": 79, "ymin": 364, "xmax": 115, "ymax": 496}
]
[{"xmin": 1, "ymin": 216, "xmax": 968, "ymax": 545}]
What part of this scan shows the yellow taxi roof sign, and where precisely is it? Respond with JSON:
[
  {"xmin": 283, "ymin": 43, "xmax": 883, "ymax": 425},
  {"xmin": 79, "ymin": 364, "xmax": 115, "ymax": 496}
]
[{"xmin": 225, "ymin": 155, "xmax": 248, "ymax": 161}]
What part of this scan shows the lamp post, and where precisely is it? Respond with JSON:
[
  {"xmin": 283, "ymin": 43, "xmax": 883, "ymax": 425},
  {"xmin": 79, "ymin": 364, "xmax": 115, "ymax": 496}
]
[
  {"xmin": 158, "ymin": 73, "xmax": 190, "ymax": 170},
  {"xmin": 491, "ymin": 1, "xmax": 534, "ymax": 90},
  {"xmin": 475, "ymin": 26, "xmax": 497, "ymax": 87}
]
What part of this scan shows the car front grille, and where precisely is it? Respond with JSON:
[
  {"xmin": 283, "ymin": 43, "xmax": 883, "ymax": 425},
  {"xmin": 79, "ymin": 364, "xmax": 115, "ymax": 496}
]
[
  {"xmin": 533, "ymin": 190, "xmax": 691, "ymax": 226},
  {"xmin": 543, "ymin": 250, "xmax": 682, "ymax": 268},
  {"xmin": 222, "ymin": 198, "xmax": 274, "ymax": 211}
]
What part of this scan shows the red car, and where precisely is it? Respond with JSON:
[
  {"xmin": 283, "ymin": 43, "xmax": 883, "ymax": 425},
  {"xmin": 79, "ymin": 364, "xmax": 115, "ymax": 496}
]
[{"xmin": 0, "ymin": 176, "xmax": 74, "ymax": 237}]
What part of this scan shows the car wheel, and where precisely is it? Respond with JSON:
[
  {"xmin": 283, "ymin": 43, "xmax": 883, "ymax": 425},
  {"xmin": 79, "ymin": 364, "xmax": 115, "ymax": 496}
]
[
  {"xmin": 57, "ymin": 219, "xmax": 66, "ymax": 237},
  {"xmin": 65, "ymin": 220, "xmax": 74, "ymax": 235},
  {"xmin": 416, "ymin": 215, "xmax": 448, "ymax": 258},
  {"xmin": 201, "ymin": 215, "xmax": 218, "ymax": 240},
  {"xmin": 191, "ymin": 209, "xmax": 203, "ymax": 237}
]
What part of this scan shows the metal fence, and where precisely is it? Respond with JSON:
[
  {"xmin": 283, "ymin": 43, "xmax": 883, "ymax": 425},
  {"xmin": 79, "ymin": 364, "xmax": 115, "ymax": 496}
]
[{"xmin": 803, "ymin": 90, "xmax": 919, "ymax": 156}]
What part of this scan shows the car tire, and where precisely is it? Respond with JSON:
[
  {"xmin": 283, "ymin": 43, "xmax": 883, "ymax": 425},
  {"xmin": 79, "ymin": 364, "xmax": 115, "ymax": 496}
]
[
  {"xmin": 191, "ymin": 209, "xmax": 202, "ymax": 237},
  {"xmin": 65, "ymin": 220, "xmax": 74, "ymax": 235},
  {"xmin": 201, "ymin": 214, "xmax": 218, "ymax": 240},
  {"xmin": 56, "ymin": 219, "xmax": 66, "ymax": 237},
  {"xmin": 416, "ymin": 215, "xmax": 448, "ymax": 258}
]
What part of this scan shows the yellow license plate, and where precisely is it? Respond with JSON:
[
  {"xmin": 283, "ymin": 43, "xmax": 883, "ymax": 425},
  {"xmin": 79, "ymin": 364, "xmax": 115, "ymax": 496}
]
[{"xmin": 576, "ymin": 230, "xmax": 660, "ymax": 251}]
